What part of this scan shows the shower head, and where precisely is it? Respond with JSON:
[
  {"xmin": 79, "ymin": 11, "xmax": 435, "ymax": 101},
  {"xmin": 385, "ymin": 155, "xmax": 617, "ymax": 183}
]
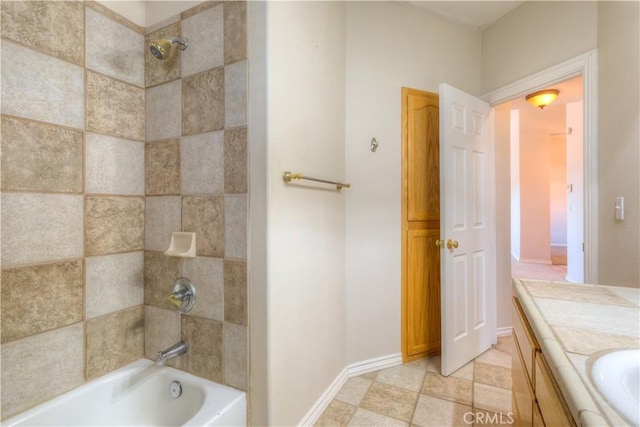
[{"xmin": 149, "ymin": 37, "xmax": 188, "ymax": 60}]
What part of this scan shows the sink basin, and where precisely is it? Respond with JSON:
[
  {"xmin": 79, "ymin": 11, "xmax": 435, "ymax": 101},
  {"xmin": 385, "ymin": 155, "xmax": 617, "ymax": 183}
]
[{"xmin": 589, "ymin": 349, "xmax": 640, "ymax": 425}]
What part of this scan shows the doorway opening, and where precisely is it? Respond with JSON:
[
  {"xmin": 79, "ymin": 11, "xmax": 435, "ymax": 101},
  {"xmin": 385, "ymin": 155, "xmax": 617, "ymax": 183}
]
[{"xmin": 505, "ymin": 76, "xmax": 584, "ymax": 282}]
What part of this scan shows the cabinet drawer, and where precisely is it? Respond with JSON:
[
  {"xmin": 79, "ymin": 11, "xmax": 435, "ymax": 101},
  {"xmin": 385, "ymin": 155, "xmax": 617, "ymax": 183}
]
[
  {"xmin": 512, "ymin": 333, "xmax": 534, "ymax": 427},
  {"xmin": 535, "ymin": 353, "xmax": 575, "ymax": 427},
  {"xmin": 512, "ymin": 297, "xmax": 539, "ymax": 386}
]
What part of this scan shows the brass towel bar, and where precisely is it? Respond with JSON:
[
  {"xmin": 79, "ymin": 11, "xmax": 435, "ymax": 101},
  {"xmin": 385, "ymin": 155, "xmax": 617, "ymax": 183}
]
[{"xmin": 282, "ymin": 171, "xmax": 351, "ymax": 190}]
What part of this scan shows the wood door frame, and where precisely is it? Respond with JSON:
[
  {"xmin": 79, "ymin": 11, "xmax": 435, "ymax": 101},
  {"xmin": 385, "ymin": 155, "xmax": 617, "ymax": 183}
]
[{"xmin": 401, "ymin": 87, "xmax": 441, "ymax": 362}]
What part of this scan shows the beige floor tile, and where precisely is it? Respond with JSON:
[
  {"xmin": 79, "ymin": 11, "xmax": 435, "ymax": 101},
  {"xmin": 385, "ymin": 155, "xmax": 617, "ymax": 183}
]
[
  {"xmin": 360, "ymin": 382, "xmax": 418, "ymax": 422},
  {"xmin": 412, "ymin": 394, "xmax": 472, "ymax": 427},
  {"xmin": 348, "ymin": 408, "xmax": 409, "ymax": 427},
  {"xmin": 360, "ymin": 371, "xmax": 379, "ymax": 380},
  {"xmin": 315, "ymin": 400, "xmax": 356, "ymax": 427},
  {"xmin": 472, "ymin": 410, "xmax": 516, "ymax": 427},
  {"xmin": 335, "ymin": 377, "xmax": 373, "ymax": 406},
  {"xmin": 451, "ymin": 360, "xmax": 474, "ymax": 381},
  {"xmin": 376, "ymin": 364, "xmax": 426, "ymax": 392},
  {"xmin": 475, "ymin": 348, "xmax": 511, "ymax": 369},
  {"xmin": 473, "ymin": 383, "xmax": 512, "ymax": 413},
  {"xmin": 494, "ymin": 335, "xmax": 513, "ymax": 356},
  {"xmin": 474, "ymin": 361, "xmax": 512, "ymax": 390},
  {"xmin": 421, "ymin": 372, "xmax": 473, "ymax": 406}
]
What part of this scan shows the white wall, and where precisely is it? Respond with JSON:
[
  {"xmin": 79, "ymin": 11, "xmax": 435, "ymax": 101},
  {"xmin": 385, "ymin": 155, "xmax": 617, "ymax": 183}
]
[
  {"xmin": 510, "ymin": 109, "xmax": 520, "ymax": 261},
  {"xmin": 344, "ymin": 1, "xmax": 481, "ymax": 364},
  {"xmin": 566, "ymin": 101, "xmax": 584, "ymax": 283},
  {"xmin": 481, "ymin": 1, "xmax": 597, "ymax": 92},
  {"xmin": 264, "ymin": 2, "xmax": 348, "ymax": 425},
  {"xmin": 597, "ymin": 1, "xmax": 640, "ymax": 286},
  {"xmin": 549, "ymin": 137, "xmax": 567, "ymax": 246}
]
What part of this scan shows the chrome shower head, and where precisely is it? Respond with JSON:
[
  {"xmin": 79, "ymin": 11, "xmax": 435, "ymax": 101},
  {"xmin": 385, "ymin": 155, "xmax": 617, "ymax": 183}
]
[{"xmin": 149, "ymin": 37, "xmax": 188, "ymax": 60}]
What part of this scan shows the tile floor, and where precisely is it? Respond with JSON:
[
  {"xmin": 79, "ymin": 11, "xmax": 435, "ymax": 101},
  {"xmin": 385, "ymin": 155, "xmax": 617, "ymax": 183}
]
[{"xmin": 315, "ymin": 336, "xmax": 514, "ymax": 427}]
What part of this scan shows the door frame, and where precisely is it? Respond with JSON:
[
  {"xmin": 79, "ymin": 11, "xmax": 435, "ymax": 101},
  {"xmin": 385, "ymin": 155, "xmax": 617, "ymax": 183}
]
[{"xmin": 483, "ymin": 49, "xmax": 598, "ymax": 283}]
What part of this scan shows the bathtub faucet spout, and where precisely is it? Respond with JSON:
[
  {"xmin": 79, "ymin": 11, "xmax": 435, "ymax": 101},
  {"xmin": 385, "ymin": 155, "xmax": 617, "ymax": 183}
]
[{"xmin": 156, "ymin": 341, "xmax": 187, "ymax": 366}]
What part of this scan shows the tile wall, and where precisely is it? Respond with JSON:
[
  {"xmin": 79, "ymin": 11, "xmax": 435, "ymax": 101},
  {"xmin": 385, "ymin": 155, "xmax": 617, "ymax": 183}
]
[
  {"xmin": 0, "ymin": 0, "xmax": 247, "ymax": 420},
  {"xmin": 143, "ymin": 0, "xmax": 248, "ymax": 391}
]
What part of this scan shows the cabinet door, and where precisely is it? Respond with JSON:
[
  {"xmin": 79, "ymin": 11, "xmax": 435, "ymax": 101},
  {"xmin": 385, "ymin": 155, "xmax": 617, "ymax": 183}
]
[
  {"xmin": 512, "ymin": 333, "xmax": 534, "ymax": 427},
  {"xmin": 535, "ymin": 354, "xmax": 575, "ymax": 427}
]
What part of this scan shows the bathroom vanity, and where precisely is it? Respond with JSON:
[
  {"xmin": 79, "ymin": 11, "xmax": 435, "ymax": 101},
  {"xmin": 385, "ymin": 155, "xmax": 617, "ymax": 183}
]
[{"xmin": 511, "ymin": 279, "xmax": 640, "ymax": 427}]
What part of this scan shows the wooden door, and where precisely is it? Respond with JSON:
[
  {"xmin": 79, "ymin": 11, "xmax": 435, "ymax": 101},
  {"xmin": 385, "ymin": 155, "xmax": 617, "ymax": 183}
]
[
  {"xmin": 401, "ymin": 87, "xmax": 441, "ymax": 362},
  {"xmin": 439, "ymin": 83, "xmax": 496, "ymax": 375}
]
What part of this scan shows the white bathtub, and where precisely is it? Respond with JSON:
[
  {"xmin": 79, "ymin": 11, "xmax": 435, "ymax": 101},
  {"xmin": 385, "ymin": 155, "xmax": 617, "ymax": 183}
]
[{"xmin": 3, "ymin": 359, "xmax": 246, "ymax": 427}]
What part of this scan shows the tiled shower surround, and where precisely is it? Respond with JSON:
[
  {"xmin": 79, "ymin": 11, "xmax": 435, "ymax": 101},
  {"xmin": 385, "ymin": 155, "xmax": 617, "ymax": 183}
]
[{"xmin": 0, "ymin": 1, "xmax": 247, "ymax": 420}]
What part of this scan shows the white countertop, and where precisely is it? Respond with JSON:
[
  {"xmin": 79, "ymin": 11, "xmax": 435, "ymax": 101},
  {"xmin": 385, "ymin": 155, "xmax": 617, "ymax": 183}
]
[{"xmin": 512, "ymin": 279, "xmax": 640, "ymax": 426}]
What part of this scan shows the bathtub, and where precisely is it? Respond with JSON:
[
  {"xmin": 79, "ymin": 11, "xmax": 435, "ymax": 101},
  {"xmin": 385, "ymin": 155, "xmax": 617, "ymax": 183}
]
[{"xmin": 3, "ymin": 359, "xmax": 246, "ymax": 427}]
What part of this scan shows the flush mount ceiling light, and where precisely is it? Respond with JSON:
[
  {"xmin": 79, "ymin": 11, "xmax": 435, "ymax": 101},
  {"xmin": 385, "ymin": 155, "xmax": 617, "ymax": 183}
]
[{"xmin": 525, "ymin": 89, "xmax": 560, "ymax": 109}]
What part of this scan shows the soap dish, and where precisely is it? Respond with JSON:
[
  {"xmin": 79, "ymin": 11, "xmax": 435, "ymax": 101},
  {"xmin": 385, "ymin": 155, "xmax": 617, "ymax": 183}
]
[{"xmin": 164, "ymin": 232, "xmax": 196, "ymax": 258}]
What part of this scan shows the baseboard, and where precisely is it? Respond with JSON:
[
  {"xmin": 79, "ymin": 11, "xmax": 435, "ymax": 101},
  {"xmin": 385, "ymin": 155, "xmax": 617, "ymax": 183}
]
[
  {"xmin": 298, "ymin": 366, "xmax": 348, "ymax": 426},
  {"xmin": 519, "ymin": 258, "xmax": 551, "ymax": 265},
  {"xmin": 347, "ymin": 352, "xmax": 403, "ymax": 377},
  {"xmin": 298, "ymin": 353, "xmax": 402, "ymax": 426},
  {"xmin": 550, "ymin": 243, "xmax": 567, "ymax": 247},
  {"xmin": 496, "ymin": 326, "xmax": 513, "ymax": 337}
]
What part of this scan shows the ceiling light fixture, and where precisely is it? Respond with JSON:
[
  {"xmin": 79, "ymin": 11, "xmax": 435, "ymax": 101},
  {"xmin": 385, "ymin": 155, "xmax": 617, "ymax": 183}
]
[{"xmin": 525, "ymin": 89, "xmax": 560, "ymax": 109}]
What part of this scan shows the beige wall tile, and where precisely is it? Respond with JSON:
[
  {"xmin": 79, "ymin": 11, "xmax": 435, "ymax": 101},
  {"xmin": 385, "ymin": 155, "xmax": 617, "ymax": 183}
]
[
  {"xmin": 145, "ymin": 196, "xmax": 182, "ymax": 252},
  {"xmin": 224, "ymin": 322, "xmax": 247, "ymax": 390},
  {"xmin": 85, "ymin": 8, "xmax": 144, "ymax": 87},
  {"xmin": 183, "ymin": 196, "xmax": 225, "ymax": 257},
  {"xmin": 84, "ymin": 1, "xmax": 144, "ymax": 35},
  {"xmin": 86, "ymin": 252, "xmax": 144, "ymax": 319},
  {"xmin": 224, "ymin": 194, "xmax": 247, "ymax": 259},
  {"xmin": 1, "ymin": 261, "xmax": 83, "ymax": 344},
  {"xmin": 1, "ymin": 1, "xmax": 84, "ymax": 65},
  {"xmin": 181, "ymin": 1, "xmax": 222, "ymax": 20},
  {"xmin": 181, "ymin": 5, "xmax": 223, "ymax": 77},
  {"xmin": 224, "ymin": 260, "xmax": 247, "ymax": 325},
  {"xmin": 1, "ymin": 41, "xmax": 84, "ymax": 129},
  {"xmin": 1, "ymin": 193, "xmax": 83, "ymax": 266},
  {"xmin": 86, "ymin": 133, "xmax": 145, "ymax": 195},
  {"xmin": 224, "ymin": 1, "xmax": 246, "ymax": 64},
  {"xmin": 86, "ymin": 71, "xmax": 145, "ymax": 141},
  {"xmin": 1, "ymin": 116, "xmax": 83, "ymax": 193},
  {"xmin": 181, "ymin": 257, "xmax": 224, "ymax": 321},
  {"xmin": 225, "ymin": 60, "xmax": 247, "ymax": 128},
  {"xmin": 145, "ymin": 139, "xmax": 181, "ymax": 195},
  {"xmin": 181, "ymin": 316, "xmax": 223, "ymax": 382},
  {"xmin": 144, "ymin": 252, "xmax": 181, "ymax": 310},
  {"xmin": 182, "ymin": 68, "xmax": 224, "ymax": 136},
  {"xmin": 144, "ymin": 305, "xmax": 181, "ymax": 364},
  {"xmin": 180, "ymin": 131, "xmax": 224, "ymax": 195},
  {"xmin": 145, "ymin": 22, "xmax": 181, "ymax": 87},
  {"xmin": 146, "ymin": 80, "xmax": 181, "ymax": 141},
  {"xmin": 86, "ymin": 306, "xmax": 144, "ymax": 380},
  {"xmin": 224, "ymin": 127, "xmax": 247, "ymax": 193},
  {"xmin": 146, "ymin": 14, "xmax": 180, "ymax": 36},
  {"xmin": 85, "ymin": 196, "xmax": 145, "ymax": 256},
  {"xmin": 1, "ymin": 324, "xmax": 84, "ymax": 419}
]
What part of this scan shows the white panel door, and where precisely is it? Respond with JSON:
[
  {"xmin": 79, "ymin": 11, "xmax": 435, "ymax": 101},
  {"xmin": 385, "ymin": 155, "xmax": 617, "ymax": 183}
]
[{"xmin": 439, "ymin": 83, "xmax": 496, "ymax": 376}]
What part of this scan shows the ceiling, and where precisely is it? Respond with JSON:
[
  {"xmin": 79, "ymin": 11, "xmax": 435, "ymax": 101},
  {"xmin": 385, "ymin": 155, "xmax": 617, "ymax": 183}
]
[{"xmin": 406, "ymin": 1, "xmax": 524, "ymax": 30}]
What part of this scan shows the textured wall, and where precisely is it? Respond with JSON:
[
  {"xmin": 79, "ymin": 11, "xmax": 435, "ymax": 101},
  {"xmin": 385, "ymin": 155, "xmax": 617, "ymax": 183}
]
[
  {"xmin": 1, "ymin": 1, "xmax": 146, "ymax": 419},
  {"xmin": 142, "ymin": 0, "xmax": 249, "ymax": 391},
  {"xmin": 1, "ymin": 0, "xmax": 248, "ymax": 420}
]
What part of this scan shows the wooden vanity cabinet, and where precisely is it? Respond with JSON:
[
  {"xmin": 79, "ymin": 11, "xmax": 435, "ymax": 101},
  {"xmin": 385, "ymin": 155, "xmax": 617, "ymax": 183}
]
[{"xmin": 512, "ymin": 297, "xmax": 576, "ymax": 427}]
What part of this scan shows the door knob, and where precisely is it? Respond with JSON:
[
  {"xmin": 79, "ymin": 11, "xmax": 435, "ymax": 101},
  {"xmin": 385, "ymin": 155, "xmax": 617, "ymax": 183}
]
[
  {"xmin": 435, "ymin": 239, "xmax": 444, "ymax": 248},
  {"xmin": 447, "ymin": 239, "xmax": 459, "ymax": 249}
]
